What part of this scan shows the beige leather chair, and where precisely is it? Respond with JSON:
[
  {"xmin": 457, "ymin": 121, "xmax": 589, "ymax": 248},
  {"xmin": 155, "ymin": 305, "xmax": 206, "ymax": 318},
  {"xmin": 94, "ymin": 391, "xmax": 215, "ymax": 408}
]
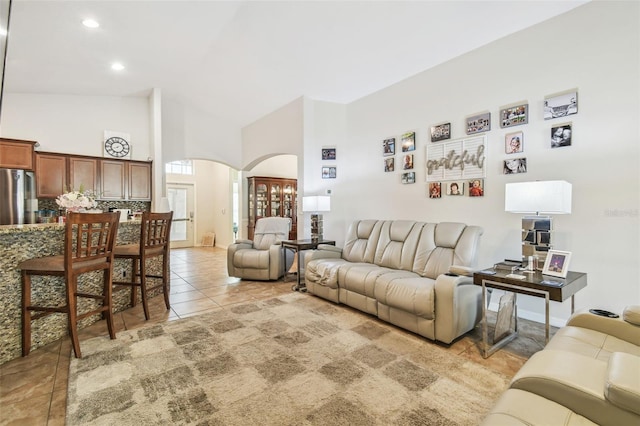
[
  {"xmin": 227, "ymin": 217, "xmax": 292, "ymax": 281},
  {"xmin": 482, "ymin": 305, "xmax": 640, "ymax": 426}
]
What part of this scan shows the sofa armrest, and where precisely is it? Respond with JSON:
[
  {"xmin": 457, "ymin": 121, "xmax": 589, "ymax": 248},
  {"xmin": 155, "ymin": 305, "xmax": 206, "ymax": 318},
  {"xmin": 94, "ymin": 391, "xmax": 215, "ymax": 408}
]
[
  {"xmin": 606, "ymin": 352, "xmax": 640, "ymax": 415},
  {"xmin": 434, "ymin": 274, "xmax": 482, "ymax": 344},
  {"xmin": 234, "ymin": 239, "xmax": 254, "ymax": 247},
  {"xmin": 304, "ymin": 246, "xmax": 343, "ymax": 266},
  {"xmin": 566, "ymin": 310, "xmax": 640, "ymax": 346}
]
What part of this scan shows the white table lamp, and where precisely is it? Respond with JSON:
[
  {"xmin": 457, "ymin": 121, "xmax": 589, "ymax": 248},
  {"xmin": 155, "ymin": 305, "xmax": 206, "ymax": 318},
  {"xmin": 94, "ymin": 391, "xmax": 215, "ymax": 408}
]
[
  {"xmin": 302, "ymin": 195, "xmax": 331, "ymax": 241},
  {"xmin": 505, "ymin": 180, "xmax": 572, "ymax": 270}
]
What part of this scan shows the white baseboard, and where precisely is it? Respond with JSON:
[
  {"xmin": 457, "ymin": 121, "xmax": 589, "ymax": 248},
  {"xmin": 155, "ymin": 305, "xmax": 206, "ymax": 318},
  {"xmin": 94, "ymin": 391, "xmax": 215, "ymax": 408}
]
[{"xmin": 487, "ymin": 301, "xmax": 568, "ymax": 328}]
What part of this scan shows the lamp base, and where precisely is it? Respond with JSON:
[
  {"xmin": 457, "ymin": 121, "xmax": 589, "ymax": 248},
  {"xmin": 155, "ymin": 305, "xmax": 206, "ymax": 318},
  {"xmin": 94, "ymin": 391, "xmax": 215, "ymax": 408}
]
[
  {"xmin": 521, "ymin": 215, "xmax": 553, "ymax": 270},
  {"xmin": 310, "ymin": 213, "xmax": 323, "ymax": 242}
]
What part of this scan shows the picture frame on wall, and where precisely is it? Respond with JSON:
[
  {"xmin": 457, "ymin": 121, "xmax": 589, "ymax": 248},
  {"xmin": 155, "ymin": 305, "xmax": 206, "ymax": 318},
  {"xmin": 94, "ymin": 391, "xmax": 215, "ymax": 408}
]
[
  {"xmin": 505, "ymin": 131, "xmax": 524, "ymax": 154},
  {"xmin": 401, "ymin": 132, "xmax": 416, "ymax": 152},
  {"xmin": 322, "ymin": 166, "xmax": 337, "ymax": 179},
  {"xmin": 468, "ymin": 179, "xmax": 484, "ymax": 197},
  {"xmin": 402, "ymin": 154, "xmax": 414, "ymax": 170},
  {"xmin": 401, "ymin": 172, "xmax": 415, "ymax": 184},
  {"xmin": 504, "ymin": 158, "xmax": 527, "ymax": 174},
  {"xmin": 322, "ymin": 148, "xmax": 336, "ymax": 160},
  {"xmin": 542, "ymin": 249, "xmax": 572, "ymax": 278},
  {"xmin": 430, "ymin": 123, "xmax": 451, "ymax": 142},
  {"xmin": 551, "ymin": 123, "xmax": 572, "ymax": 148},
  {"xmin": 384, "ymin": 157, "xmax": 395, "ymax": 172},
  {"xmin": 383, "ymin": 138, "xmax": 396, "ymax": 156},
  {"xmin": 466, "ymin": 112, "xmax": 491, "ymax": 135},
  {"xmin": 447, "ymin": 181, "xmax": 464, "ymax": 196},
  {"xmin": 500, "ymin": 103, "xmax": 528, "ymax": 128},
  {"xmin": 544, "ymin": 91, "xmax": 578, "ymax": 120},
  {"xmin": 428, "ymin": 182, "xmax": 442, "ymax": 198}
]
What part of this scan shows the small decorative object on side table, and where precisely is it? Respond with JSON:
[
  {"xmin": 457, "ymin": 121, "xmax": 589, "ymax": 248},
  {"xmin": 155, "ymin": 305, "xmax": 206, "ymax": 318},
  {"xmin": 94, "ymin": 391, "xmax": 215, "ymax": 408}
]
[
  {"xmin": 281, "ymin": 239, "xmax": 336, "ymax": 292},
  {"xmin": 473, "ymin": 267, "xmax": 587, "ymax": 358}
]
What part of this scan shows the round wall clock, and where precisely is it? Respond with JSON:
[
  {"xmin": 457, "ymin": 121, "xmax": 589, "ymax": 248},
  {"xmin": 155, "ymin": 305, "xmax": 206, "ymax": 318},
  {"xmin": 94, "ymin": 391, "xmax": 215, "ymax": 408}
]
[{"xmin": 104, "ymin": 136, "xmax": 130, "ymax": 158}]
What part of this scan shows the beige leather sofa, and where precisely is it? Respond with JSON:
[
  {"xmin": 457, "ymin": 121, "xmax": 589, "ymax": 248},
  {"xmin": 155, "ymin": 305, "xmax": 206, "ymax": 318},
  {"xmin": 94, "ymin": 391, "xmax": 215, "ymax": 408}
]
[
  {"xmin": 304, "ymin": 219, "xmax": 484, "ymax": 344},
  {"xmin": 227, "ymin": 217, "xmax": 292, "ymax": 281},
  {"xmin": 482, "ymin": 306, "xmax": 640, "ymax": 425}
]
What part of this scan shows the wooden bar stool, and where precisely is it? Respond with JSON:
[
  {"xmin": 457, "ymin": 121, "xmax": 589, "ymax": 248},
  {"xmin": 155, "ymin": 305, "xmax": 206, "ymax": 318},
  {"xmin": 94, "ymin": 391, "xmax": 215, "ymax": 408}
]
[
  {"xmin": 113, "ymin": 211, "xmax": 173, "ymax": 320},
  {"xmin": 19, "ymin": 211, "xmax": 121, "ymax": 358}
]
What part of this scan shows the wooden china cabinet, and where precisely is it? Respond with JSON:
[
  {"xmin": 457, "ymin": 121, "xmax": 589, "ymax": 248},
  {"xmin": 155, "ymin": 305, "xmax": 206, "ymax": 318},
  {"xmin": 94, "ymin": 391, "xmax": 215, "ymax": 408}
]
[{"xmin": 247, "ymin": 176, "xmax": 297, "ymax": 240}]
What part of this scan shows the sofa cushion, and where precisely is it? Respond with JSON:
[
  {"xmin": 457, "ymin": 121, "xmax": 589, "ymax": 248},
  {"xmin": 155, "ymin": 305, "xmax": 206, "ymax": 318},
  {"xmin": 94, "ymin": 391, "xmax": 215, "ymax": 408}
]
[
  {"xmin": 481, "ymin": 389, "xmax": 597, "ymax": 426},
  {"xmin": 605, "ymin": 352, "xmax": 640, "ymax": 416},
  {"xmin": 623, "ymin": 305, "xmax": 640, "ymax": 326},
  {"xmin": 375, "ymin": 273, "xmax": 435, "ymax": 319},
  {"xmin": 545, "ymin": 325, "xmax": 640, "ymax": 362},
  {"xmin": 338, "ymin": 264, "xmax": 395, "ymax": 299},
  {"xmin": 342, "ymin": 220, "xmax": 382, "ymax": 263},
  {"xmin": 233, "ymin": 249, "xmax": 269, "ymax": 269},
  {"xmin": 374, "ymin": 221, "xmax": 423, "ymax": 270},
  {"xmin": 305, "ymin": 258, "xmax": 350, "ymax": 289}
]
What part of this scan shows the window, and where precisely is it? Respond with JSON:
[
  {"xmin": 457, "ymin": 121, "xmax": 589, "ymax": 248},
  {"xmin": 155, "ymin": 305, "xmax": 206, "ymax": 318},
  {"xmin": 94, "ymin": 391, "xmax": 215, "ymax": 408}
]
[{"xmin": 165, "ymin": 160, "xmax": 193, "ymax": 175}]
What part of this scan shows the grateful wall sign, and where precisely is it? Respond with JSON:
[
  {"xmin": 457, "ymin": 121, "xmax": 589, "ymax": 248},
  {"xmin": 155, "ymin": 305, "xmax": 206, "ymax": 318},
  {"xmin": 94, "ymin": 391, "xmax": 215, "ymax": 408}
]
[{"xmin": 426, "ymin": 135, "xmax": 486, "ymax": 182}]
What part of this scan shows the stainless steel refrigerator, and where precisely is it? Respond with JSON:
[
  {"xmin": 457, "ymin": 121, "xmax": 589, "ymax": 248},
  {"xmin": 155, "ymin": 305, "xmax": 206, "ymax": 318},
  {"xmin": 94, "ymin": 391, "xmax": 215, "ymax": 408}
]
[{"xmin": 0, "ymin": 168, "xmax": 37, "ymax": 225}]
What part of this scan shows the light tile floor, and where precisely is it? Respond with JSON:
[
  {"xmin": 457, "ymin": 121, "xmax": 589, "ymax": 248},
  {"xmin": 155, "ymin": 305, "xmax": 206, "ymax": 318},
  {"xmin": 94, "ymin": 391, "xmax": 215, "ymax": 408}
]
[{"xmin": 0, "ymin": 247, "xmax": 550, "ymax": 425}]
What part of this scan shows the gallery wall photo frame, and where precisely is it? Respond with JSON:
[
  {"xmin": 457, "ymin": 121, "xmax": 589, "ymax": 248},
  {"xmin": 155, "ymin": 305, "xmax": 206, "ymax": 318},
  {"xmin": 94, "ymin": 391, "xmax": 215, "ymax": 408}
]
[
  {"xmin": 466, "ymin": 112, "xmax": 491, "ymax": 134},
  {"xmin": 383, "ymin": 138, "xmax": 396, "ymax": 156},
  {"xmin": 544, "ymin": 90, "xmax": 578, "ymax": 120},
  {"xmin": 446, "ymin": 181, "xmax": 464, "ymax": 196},
  {"xmin": 503, "ymin": 158, "xmax": 527, "ymax": 174},
  {"xmin": 322, "ymin": 147, "xmax": 336, "ymax": 160},
  {"xmin": 542, "ymin": 249, "xmax": 572, "ymax": 278},
  {"xmin": 322, "ymin": 166, "xmax": 337, "ymax": 179},
  {"xmin": 500, "ymin": 103, "xmax": 528, "ymax": 128},
  {"xmin": 401, "ymin": 172, "xmax": 415, "ymax": 184},
  {"xmin": 430, "ymin": 122, "xmax": 451, "ymax": 142},
  {"xmin": 402, "ymin": 154, "xmax": 414, "ymax": 170},
  {"xmin": 384, "ymin": 157, "xmax": 395, "ymax": 172},
  {"xmin": 505, "ymin": 131, "xmax": 524, "ymax": 154},
  {"xmin": 551, "ymin": 122, "xmax": 572, "ymax": 148},
  {"xmin": 401, "ymin": 131, "xmax": 416, "ymax": 152}
]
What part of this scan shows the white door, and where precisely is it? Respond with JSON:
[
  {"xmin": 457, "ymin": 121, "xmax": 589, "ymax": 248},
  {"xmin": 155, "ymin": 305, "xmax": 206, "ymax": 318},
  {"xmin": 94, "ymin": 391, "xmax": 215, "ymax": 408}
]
[{"xmin": 167, "ymin": 183, "xmax": 195, "ymax": 248}]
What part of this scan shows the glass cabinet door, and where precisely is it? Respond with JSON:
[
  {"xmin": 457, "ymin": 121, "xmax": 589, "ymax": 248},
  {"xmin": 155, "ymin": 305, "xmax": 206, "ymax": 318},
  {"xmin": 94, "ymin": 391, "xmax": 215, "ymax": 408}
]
[
  {"xmin": 283, "ymin": 183, "xmax": 294, "ymax": 219},
  {"xmin": 256, "ymin": 183, "xmax": 268, "ymax": 218},
  {"xmin": 270, "ymin": 183, "xmax": 281, "ymax": 217}
]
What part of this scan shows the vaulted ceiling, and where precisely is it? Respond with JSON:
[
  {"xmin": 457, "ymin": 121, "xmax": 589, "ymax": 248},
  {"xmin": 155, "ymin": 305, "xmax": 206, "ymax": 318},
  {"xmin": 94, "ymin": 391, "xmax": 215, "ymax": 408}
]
[{"xmin": 3, "ymin": 1, "xmax": 588, "ymax": 127}]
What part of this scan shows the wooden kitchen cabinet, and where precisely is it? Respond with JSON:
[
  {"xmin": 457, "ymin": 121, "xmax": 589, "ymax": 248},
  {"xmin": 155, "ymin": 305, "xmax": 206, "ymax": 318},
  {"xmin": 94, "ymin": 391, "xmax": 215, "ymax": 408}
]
[
  {"xmin": 100, "ymin": 160, "xmax": 127, "ymax": 200},
  {"xmin": 247, "ymin": 176, "xmax": 297, "ymax": 240},
  {"xmin": 99, "ymin": 160, "xmax": 151, "ymax": 201},
  {"xmin": 0, "ymin": 138, "xmax": 37, "ymax": 170},
  {"xmin": 35, "ymin": 153, "xmax": 67, "ymax": 198},
  {"xmin": 128, "ymin": 162, "xmax": 152, "ymax": 200},
  {"xmin": 69, "ymin": 157, "xmax": 98, "ymax": 195}
]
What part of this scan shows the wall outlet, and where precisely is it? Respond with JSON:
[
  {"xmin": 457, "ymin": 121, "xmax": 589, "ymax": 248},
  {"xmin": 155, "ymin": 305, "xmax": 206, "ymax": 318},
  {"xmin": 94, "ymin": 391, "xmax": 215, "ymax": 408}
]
[{"xmin": 326, "ymin": 189, "xmax": 332, "ymax": 195}]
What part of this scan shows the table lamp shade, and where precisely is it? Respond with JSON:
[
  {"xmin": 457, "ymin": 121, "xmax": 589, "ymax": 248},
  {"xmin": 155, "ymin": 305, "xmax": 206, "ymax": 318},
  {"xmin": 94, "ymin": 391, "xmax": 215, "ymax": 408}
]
[
  {"xmin": 302, "ymin": 196, "xmax": 331, "ymax": 212},
  {"xmin": 505, "ymin": 181, "xmax": 572, "ymax": 214}
]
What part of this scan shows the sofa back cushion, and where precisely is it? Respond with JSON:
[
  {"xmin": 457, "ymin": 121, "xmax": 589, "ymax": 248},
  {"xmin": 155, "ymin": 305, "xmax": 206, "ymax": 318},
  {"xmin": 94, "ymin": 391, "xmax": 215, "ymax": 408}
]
[
  {"xmin": 413, "ymin": 222, "xmax": 483, "ymax": 279},
  {"xmin": 253, "ymin": 217, "xmax": 291, "ymax": 250},
  {"xmin": 342, "ymin": 220, "xmax": 383, "ymax": 263},
  {"xmin": 374, "ymin": 220, "xmax": 425, "ymax": 270}
]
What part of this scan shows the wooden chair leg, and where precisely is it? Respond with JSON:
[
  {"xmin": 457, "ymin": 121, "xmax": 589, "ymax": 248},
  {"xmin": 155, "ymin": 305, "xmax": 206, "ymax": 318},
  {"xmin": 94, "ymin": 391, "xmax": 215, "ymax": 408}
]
[
  {"xmin": 103, "ymin": 268, "xmax": 116, "ymax": 340},
  {"xmin": 130, "ymin": 257, "xmax": 139, "ymax": 308},
  {"xmin": 162, "ymin": 254, "xmax": 171, "ymax": 310},
  {"xmin": 67, "ymin": 276, "xmax": 81, "ymax": 358},
  {"xmin": 139, "ymin": 257, "xmax": 150, "ymax": 320},
  {"xmin": 21, "ymin": 272, "xmax": 32, "ymax": 357}
]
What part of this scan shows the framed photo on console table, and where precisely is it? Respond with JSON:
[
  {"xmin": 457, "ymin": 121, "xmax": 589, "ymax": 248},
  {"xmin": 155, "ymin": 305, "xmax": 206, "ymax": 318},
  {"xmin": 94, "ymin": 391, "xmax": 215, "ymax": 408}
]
[{"xmin": 542, "ymin": 250, "xmax": 572, "ymax": 278}]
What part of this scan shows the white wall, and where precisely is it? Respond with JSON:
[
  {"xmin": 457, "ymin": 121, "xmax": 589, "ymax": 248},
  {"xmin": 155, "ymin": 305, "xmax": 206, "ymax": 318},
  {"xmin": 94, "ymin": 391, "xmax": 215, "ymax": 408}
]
[
  {"xmin": 0, "ymin": 93, "xmax": 151, "ymax": 160},
  {"xmin": 298, "ymin": 1, "xmax": 639, "ymax": 324}
]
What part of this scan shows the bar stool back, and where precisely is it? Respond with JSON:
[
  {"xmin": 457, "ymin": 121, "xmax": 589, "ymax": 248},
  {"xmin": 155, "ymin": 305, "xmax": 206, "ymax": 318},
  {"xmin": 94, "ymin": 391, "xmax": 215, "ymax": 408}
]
[
  {"xmin": 113, "ymin": 211, "xmax": 173, "ymax": 320},
  {"xmin": 19, "ymin": 211, "xmax": 121, "ymax": 358}
]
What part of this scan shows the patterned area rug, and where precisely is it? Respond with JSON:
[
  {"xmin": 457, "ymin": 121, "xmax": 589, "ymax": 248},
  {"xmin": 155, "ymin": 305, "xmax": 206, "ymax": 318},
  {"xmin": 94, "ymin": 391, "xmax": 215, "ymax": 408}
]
[{"xmin": 67, "ymin": 293, "xmax": 508, "ymax": 425}]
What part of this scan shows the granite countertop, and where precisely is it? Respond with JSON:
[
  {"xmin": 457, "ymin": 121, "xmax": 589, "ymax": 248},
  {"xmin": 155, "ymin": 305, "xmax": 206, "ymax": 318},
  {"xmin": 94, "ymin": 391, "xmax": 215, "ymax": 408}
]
[{"xmin": 0, "ymin": 219, "xmax": 141, "ymax": 233}]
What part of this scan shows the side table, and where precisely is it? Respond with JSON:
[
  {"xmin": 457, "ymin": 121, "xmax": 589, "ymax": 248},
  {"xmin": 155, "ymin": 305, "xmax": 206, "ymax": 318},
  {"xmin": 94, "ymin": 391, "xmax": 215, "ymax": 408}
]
[
  {"xmin": 473, "ymin": 268, "xmax": 587, "ymax": 358},
  {"xmin": 281, "ymin": 239, "xmax": 336, "ymax": 292}
]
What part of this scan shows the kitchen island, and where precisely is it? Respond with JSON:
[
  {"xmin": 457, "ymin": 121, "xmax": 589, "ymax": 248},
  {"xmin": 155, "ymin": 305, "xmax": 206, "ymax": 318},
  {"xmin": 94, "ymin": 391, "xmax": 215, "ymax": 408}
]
[{"xmin": 0, "ymin": 220, "xmax": 163, "ymax": 365}]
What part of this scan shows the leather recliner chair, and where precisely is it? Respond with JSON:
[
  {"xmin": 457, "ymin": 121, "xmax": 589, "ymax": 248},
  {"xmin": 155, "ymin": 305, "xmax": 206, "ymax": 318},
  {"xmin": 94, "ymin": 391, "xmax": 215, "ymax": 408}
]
[{"xmin": 227, "ymin": 217, "xmax": 292, "ymax": 281}]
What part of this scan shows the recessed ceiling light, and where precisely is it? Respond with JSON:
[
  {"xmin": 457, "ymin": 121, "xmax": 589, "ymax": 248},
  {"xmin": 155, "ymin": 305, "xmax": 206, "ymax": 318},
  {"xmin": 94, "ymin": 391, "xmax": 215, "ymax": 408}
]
[
  {"xmin": 82, "ymin": 19, "xmax": 99, "ymax": 28},
  {"xmin": 111, "ymin": 62, "xmax": 125, "ymax": 71}
]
